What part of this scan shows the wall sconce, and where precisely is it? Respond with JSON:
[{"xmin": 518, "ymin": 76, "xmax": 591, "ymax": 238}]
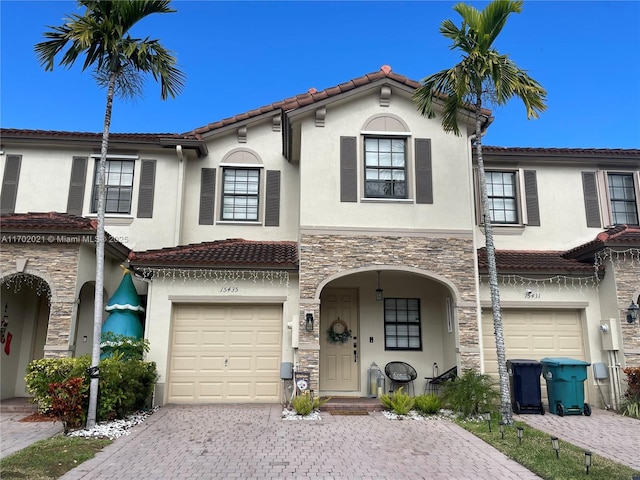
[
  {"xmin": 499, "ymin": 421, "xmax": 505, "ymax": 439},
  {"xmin": 375, "ymin": 271, "xmax": 383, "ymax": 301},
  {"xmin": 516, "ymin": 426, "xmax": 524, "ymax": 445},
  {"xmin": 305, "ymin": 313, "xmax": 314, "ymax": 332},
  {"xmin": 584, "ymin": 451, "xmax": 592, "ymax": 474},
  {"xmin": 483, "ymin": 411, "xmax": 492, "ymax": 432},
  {"xmin": 551, "ymin": 436, "xmax": 559, "ymax": 458},
  {"xmin": 627, "ymin": 301, "xmax": 639, "ymax": 323}
]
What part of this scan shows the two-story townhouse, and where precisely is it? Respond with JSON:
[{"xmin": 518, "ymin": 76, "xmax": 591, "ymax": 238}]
[{"xmin": 1, "ymin": 66, "xmax": 639, "ymax": 410}]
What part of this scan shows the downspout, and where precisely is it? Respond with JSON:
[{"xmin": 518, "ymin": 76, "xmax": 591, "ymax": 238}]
[{"xmin": 174, "ymin": 145, "xmax": 186, "ymax": 246}]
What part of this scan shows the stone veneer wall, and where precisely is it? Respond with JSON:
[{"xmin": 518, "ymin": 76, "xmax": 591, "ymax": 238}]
[
  {"xmin": 611, "ymin": 254, "xmax": 640, "ymax": 367},
  {"xmin": 297, "ymin": 233, "xmax": 479, "ymax": 392},
  {"xmin": 1, "ymin": 243, "xmax": 80, "ymax": 358}
]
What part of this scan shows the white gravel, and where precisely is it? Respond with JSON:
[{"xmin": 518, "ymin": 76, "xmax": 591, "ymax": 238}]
[
  {"xmin": 67, "ymin": 407, "xmax": 158, "ymax": 439},
  {"xmin": 281, "ymin": 408, "xmax": 322, "ymax": 420}
]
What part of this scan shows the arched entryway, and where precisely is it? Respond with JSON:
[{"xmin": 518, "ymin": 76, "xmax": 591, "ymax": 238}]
[
  {"xmin": 0, "ymin": 274, "xmax": 51, "ymax": 399},
  {"xmin": 317, "ymin": 267, "xmax": 460, "ymax": 398}
]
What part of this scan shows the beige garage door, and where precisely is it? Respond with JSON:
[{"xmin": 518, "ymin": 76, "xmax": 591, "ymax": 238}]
[
  {"xmin": 482, "ymin": 309, "xmax": 585, "ymax": 399},
  {"xmin": 168, "ymin": 304, "xmax": 282, "ymax": 403}
]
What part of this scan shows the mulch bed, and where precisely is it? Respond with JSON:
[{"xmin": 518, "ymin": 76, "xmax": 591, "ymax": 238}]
[{"xmin": 18, "ymin": 413, "xmax": 55, "ymax": 422}]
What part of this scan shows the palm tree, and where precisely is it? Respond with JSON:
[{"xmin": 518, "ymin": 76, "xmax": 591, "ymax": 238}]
[
  {"xmin": 413, "ymin": 0, "xmax": 546, "ymax": 425},
  {"xmin": 35, "ymin": 0, "xmax": 185, "ymax": 428}
]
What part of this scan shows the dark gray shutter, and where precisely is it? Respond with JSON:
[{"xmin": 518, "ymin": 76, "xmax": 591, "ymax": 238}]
[
  {"xmin": 66, "ymin": 156, "xmax": 87, "ymax": 215},
  {"xmin": 1, "ymin": 155, "xmax": 21, "ymax": 214},
  {"xmin": 523, "ymin": 170, "xmax": 540, "ymax": 226},
  {"xmin": 415, "ymin": 138, "xmax": 433, "ymax": 204},
  {"xmin": 199, "ymin": 168, "xmax": 216, "ymax": 225},
  {"xmin": 340, "ymin": 136, "xmax": 357, "ymax": 202},
  {"xmin": 265, "ymin": 170, "xmax": 281, "ymax": 226},
  {"xmin": 137, "ymin": 160, "xmax": 156, "ymax": 218},
  {"xmin": 582, "ymin": 172, "xmax": 602, "ymax": 228}
]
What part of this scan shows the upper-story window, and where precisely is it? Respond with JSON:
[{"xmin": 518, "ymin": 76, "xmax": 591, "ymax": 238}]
[
  {"xmin": 384, "ymin": 298, "xmax": 422, "ymax": 351},
  {"xmin": 475, "ymin": 169, "xmax": 540, "ymax": 227},
  {"xmin": 487, "ymin": 171, "xmax": 518, "ymax": 223},
  {"xmin": 364, "ymin": 137, "xmax": 407, "ymax": 199},
  {"xmin": 91, "ymin": 159, "xmax": 134, "ymax": 214},
  {"xmin": 608, "ymin": 173, "xmax": 638, "ymax": 225},
  {"xmin": 222, "ymin": 168, "xmax": 260, "ymax": 221}
]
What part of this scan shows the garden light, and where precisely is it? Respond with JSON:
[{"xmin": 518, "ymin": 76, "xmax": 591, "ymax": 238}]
[
  {"xmin": 551, "ymin": 436, "xmax": 559, "ymax": 458},
  {"xmin": 516, "ymin": 426, "xmax": 523, "ymax": 445},
  {"xmin": 584, "ymin": 451, "xmax": 592, "ymax": 474},
  {"xmin": 484, "ymin": 411, "xmax": 491, "ymax": 432}
]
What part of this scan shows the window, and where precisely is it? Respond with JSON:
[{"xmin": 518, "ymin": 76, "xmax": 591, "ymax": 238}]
[
  {"xmin": 486, "ymin": 171, "xmax": 517, "ymax": 223},
  {"xmin": 91, "ymin": 160, "xmax": 134, "ymax": 214},
  {"xmin": 477, "ymin": 169, "xmax": 540, "ymax": 226},
  {"xmin": 608, "ymin": 173, "xmax": 638, "ymax": 225},
  {"xmin": 364, "ymin": 137, "xmax": 407, "ymax": 198},
  {"xmin": 222, "ymin": 168, "xmax": 259, "ymax": 221},
  {"xmin": 384, "ymin": 298, "xmax": 422, "ymax": 350}
]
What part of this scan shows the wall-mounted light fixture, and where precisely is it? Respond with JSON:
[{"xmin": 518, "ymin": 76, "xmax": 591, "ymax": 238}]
[
  {"xmin": 305, "ymin": 313, "xmax": 314, "ymax": 332},
  {"xmin": 627, "ymin": 300, "xmax": 639, "ymax": 324},
  {"xmin": 375, "ymin": 271, "xmax": 384, "ymax": 301}
]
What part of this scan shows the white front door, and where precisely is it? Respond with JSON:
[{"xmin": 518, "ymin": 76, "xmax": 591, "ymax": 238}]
[{"xmin": 319, "ymin": 288, "xmax": 359, "ymax": 393}]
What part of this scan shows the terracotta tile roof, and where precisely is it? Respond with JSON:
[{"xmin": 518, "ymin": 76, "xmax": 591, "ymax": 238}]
[
  {"xmin": 129, "ymin": 238, "xmax": 298, "ymax": 271},
  {"xmin": 565, "ymin": 225, "xmax": 640, "ymax": 260},
  {"xmin": 477, "ymin": 248, "xmax": 594, "ymax": 274},
  {"xmin": 189, "ymin": 65, "xmax": 492, "ymax": 136},
  {"xmin": 481, "ymin": 146, "xmax": 640, "ymax": 157},
  {"xmin": 0, "ymin": 128, "xmax": 201, "ymax": 142},
  {"xmin": 1, "ymin": 211, "xmax": 98, "ymax": 232},
  {"xmin": 0, "ymin": 212, "xmax": 130, "ymax": 256}
]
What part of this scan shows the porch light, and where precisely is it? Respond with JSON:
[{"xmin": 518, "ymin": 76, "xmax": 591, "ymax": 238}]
[
  {"xmin": 584, "ymin": 451, "xmax": 592, "ymax": 474},
  {"xmin": 516, "ymin": 426, "xmax": 524, "ymax": 445},
  {"xmin": 627, "ymin": 301, "xmax": 639, "ymax": 323},
  {"xmin": 484, "ymin": 411, "xmax": 492, "ymax": 432},
  {"xmin": 375, "ymin": 271, "xmax": 384, "ymax": 301},
  {"xmin": 499, "ymin": 421, "xmax": 505, "ymax": 439},
  {"xmin": 551, "ymin": 436, "xmax": 559, "ymax": 458}
]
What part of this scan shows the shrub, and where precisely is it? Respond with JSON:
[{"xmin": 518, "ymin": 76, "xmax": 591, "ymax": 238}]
[
  {"xmin": 291, "ymin": 392, "xmax": 329, "ymax": 416},
  {"xmin": 621, "ymin": 366, "xmax": 640, "ymax": 418},
  {"xmin": 48, "ymin": 377, "xmax": 85, "ymax": 433},
  {"xmin": 380, "ymin": 387, "xmax": 415, "ymax": 415},
  {"xmin": 441, "ymin": 369, "xmax": 499, "ymax": 418},
  {"xmin": 413, "ymin": 394, "xmax": 442, "ymax": 415},
  {"xmin": 100, "ymin": 332, "xmax": 150, "ymax": 361},
  {"xmin": 25, "ymin": 356, "xmax": 157, "ymax": 422}
]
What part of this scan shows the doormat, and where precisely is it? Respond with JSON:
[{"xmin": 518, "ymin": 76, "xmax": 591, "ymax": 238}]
[{"xmin": 329, "ymin": 410, "xmax": 370, "ymax": 415}]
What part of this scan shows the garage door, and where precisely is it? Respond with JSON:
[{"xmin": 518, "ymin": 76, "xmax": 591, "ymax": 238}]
[
  {"xmin": 482, "ymin": 309, "xmax": 585, "ymax": 398},
  {"xmin": 168, "ymin": 304, "xmax": 282, "ymax": 403}
]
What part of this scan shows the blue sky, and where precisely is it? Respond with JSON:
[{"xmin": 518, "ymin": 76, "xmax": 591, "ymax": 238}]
[{"xmin": 2, "ymin": 1, "xmax": 639, "ymax": 148}]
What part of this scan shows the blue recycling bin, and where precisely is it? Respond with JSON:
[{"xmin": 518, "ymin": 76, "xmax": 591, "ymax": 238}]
[
  {"xmin": 507, "ymin": 359, "xmax": 544, "ymax": 415},
  {"xmin": 540, "ymin": 357, "xmax": 591, "ymax": 416}
]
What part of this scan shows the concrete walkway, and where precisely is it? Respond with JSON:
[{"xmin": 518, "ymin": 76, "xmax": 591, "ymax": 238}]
[{"xmin": 1, "ymin": 412, "xmax": 63, "ymax": 459}]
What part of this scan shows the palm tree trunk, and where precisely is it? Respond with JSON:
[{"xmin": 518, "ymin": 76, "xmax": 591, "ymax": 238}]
[
  {"xmin": 474, "ymin": 100, "xmax": 513, "ymax": 426},
  {"xmin": 86, "ymin": 72, "xmax": 116, "ymax": 428}
]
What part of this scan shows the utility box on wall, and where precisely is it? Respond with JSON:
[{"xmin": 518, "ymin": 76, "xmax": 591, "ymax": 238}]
[{"xmin": 599, "ymin": 318, "xmax": 620, "ymax": 351}]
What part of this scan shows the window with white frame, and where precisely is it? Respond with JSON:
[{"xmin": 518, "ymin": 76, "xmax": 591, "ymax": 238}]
[
  {"xmin": 486, "ymin": 171, "xmax": 518, "ymax": 223},
  {"xmin": 91, "ymin": 159, "xmax": 134, "ymax": 214},
  {"xmin": 222, "ymin": 168, "xmax": 260, "ymax": 221},
  {"xmin": 384, "ymin": 298, "xmax": 422, "ymax": 350},
  {"xmin": 608, "ymin": 173, "xmax": 639, "ymax": 225},
  {"xmin": 364, "ymin": 137, "xmax": 407, "ymax": 199}
]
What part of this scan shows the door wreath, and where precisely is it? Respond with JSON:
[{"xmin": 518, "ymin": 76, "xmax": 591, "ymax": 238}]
[{"xmin": 327, "ymin": 318, "xmax": 352, "ymax": 344}]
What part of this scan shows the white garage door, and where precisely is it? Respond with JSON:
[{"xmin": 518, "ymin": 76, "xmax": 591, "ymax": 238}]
[
  {"xmin": 168, "ymin": 304, "xmax": 282, "ymax": 403},
  {"xmin": 482, "ymin": 309, "xmax": 586, "ymax": 398}
]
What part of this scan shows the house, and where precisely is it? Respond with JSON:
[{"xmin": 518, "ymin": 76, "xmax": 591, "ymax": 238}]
[{"xmin": 1, "ymin": 66, "xmax": 639, "ymax": 408}]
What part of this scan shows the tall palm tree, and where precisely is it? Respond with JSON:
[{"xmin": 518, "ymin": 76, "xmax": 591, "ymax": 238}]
[
  {"xmin": 413, "ymin": 0, "xmax": 546, "ymax": 425},
  {"xmin": 35, "ymin": 0, "xmax": 185, "ymax": 428}
]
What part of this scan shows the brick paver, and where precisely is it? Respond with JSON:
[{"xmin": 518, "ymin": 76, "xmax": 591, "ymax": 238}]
[{"xmin": 1, "ymin": 413, "xmax": 63, "ymax": 459}]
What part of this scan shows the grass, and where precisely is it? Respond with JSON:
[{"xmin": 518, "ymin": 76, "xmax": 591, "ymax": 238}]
[
  {"xmin": 457, "ymin": 413, "xmax": 639, "ymax": 480},
  {"xmin": 0, "ymin": 435, "xmax": 112, "ymax": 480}
]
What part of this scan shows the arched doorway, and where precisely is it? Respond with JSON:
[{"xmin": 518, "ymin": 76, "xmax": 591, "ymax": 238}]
[{"xmin": 0, "ymin": 274, "xmax": 51, "ymax": 399}]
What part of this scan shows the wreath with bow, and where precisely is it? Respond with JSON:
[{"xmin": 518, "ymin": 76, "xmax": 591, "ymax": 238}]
[{"xmin": 327, "ymin": 318, "xmax": 352, "ymax": 344}]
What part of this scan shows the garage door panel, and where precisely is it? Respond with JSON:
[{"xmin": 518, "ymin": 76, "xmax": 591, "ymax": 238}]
[{"xmin": 168, "ymin": 304, "xmax": 282, "ymax": 403}]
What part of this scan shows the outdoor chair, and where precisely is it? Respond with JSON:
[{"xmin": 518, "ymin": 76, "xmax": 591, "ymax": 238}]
[
  {"xmin": 424, "ymin": 366, "xmax": 457, "ymax": 395},
  {"xmin": 385, "ymin": 361, "xmax": 418, "ymax": 396}
]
